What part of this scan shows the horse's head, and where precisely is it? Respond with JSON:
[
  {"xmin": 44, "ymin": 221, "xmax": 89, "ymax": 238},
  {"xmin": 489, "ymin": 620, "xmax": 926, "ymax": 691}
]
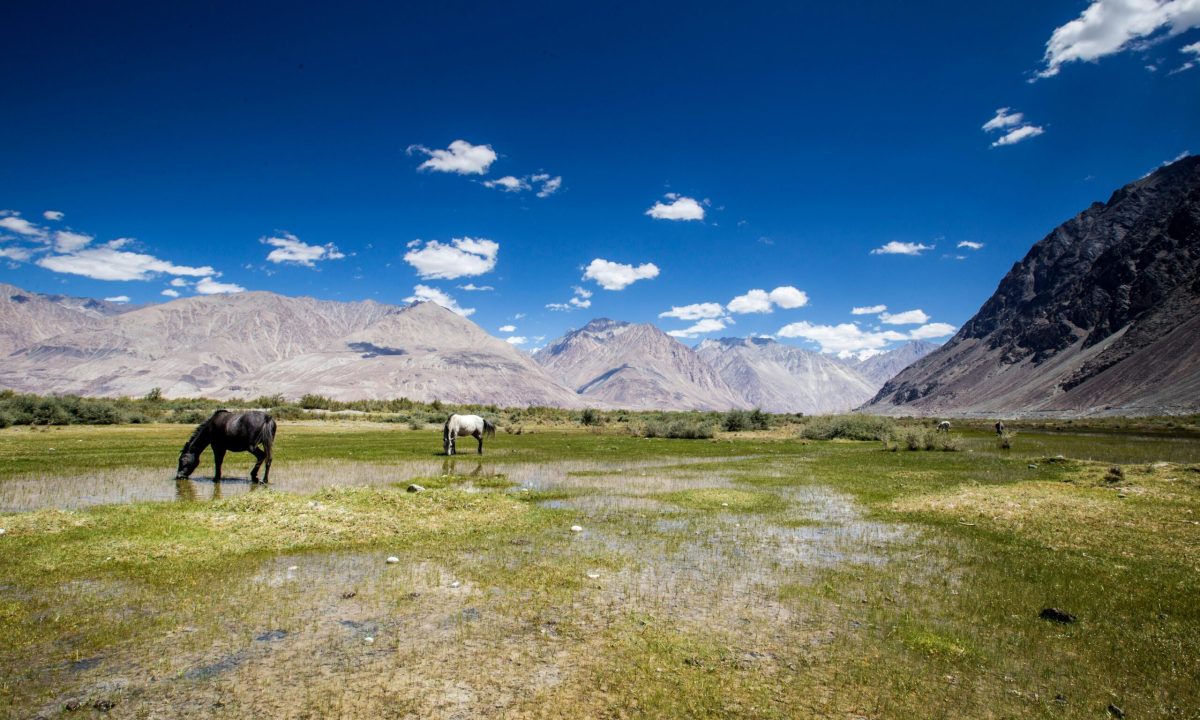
[{"xmin": 176, "ymin": 447, "xmax": 200, "ymax": 479}]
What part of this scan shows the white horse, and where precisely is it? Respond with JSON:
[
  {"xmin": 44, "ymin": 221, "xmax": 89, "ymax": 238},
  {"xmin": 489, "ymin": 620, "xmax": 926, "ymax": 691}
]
[
  {"xmin": 937, "ymin": 420, "xmax": 951, "ymax": 433},
  {"xmin": 443, "ymin": 414, "xmax": 496, "ymax": 456}
]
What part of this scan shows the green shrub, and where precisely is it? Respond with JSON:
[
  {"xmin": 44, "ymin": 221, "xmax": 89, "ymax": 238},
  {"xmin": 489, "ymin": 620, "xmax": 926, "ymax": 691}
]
[
  {"xmin": 747, "ymin": 408, "xmax": 771, "ymax": 430},
  {"xmin": 580, "ymin": 408, "xmax": 601, "ymax": 426},
  {"xmin": 269, "ymin": 405, "xmax": 306, "ymax": 421},
  {"xmin": 639, "ymin": 419, "xmax": 715, "ymax": 439},
  {"xmin": 253, "ymin": 394, "xmax": 287, "ymax": 408},
  {"xmin": 800, "ymin": 415, "xmax": 896, "ymax": 441},
  {"xmin": 299, "ymin": 394, "xmax": 334, "ymax": 410},
  {"xmin": 884, "ymin": 426, "xmax": 960, "ymax": 452},
  {"xmin": 722, "ymin": 410, "xmax": 749, "ymax": 432}
]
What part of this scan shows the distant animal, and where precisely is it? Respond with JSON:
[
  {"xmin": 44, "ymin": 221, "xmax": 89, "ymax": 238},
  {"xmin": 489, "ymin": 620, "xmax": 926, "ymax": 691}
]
[
  {"xmin": 443, "ymin": 414, "xmax": 495, "ymax": 456},
  {"xmin": 176, "ymin": 409, "xmax": 276, "ymax": 483},
  {"xmin": 995, "ymin": 420, "xmax": 1006, "ymax": 435},
  {"xmin": 937, "ymin": 421, "xmax": 951, "ymax": 433}
]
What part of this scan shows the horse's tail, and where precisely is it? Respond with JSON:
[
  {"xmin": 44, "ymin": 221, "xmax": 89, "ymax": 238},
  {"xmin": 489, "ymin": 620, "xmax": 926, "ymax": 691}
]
[
  {"xmin": 257, "ymin": 414, "xmax": 277, "ymax": 448},
  {"xmin": 484, "ymin": 420, "xmax": 496, "ymax": 439}
]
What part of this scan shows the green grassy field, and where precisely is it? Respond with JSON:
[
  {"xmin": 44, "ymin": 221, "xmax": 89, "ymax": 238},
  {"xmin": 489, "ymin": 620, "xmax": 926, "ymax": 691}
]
[{"xmin": 1, "ymin": 421, "xmax": 1198, "ymax": 718}]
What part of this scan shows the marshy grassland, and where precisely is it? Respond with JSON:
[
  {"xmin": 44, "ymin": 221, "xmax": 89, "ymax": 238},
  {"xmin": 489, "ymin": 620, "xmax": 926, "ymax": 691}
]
[{"xmin": 1, "ymin": 418, "xmax": 1198, "ymax": 718}]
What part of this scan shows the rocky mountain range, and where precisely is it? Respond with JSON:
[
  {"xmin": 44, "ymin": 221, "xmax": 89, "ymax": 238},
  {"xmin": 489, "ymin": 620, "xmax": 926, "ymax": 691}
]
[
  {"xmin": 695, "ymin": 336, "xmax": 884, "ymax": 414},
  {"xmin": 533, "ymin": 319, "xmax": 749, "ymax": 410},
  {"xmin": 865, "ymin": 155, "xmax": 1200, "ymax": 417},
  {"xmin": 0, "ymin": 283, "xmax": 935, "ymax": 411}
]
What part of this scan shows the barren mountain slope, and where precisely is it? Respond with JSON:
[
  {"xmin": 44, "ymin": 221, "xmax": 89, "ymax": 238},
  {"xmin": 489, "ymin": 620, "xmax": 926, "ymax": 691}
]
[
  {"xmin": 0, "ymin": 291, "xmax": 397, "ymax": 397},
  {"xmin": 864, "ymin": 156, "xmax": 1200, "ymax": 417},
  {"xmin": 695, "ymin": 337, "xmax": 878, "ymax": 414},
  {"xmin": 536, "ymin": 319, "xmax": 747, "ymax": 410},
  {"xmin": 0, "ymin": 283, "xmax": 136, "ymax": 356},
  {"xmin": 854, "ymin": 340, "xmax": 939, "ymax": 386},
  {"xmin": 224, "ymin": 301, "xmax": 582, "ymax": 406}
]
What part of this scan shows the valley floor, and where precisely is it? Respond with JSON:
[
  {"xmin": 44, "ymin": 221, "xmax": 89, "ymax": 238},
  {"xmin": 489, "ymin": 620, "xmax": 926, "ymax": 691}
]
[{"xmin": 1, "ymin": 423, "xmax": 1198, "ymax": 718}]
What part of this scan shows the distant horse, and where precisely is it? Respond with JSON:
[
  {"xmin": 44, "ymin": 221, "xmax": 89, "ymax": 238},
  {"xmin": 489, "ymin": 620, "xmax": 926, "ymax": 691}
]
[
  {"xmin": 176, "ymin": 409, "xmax": 276, "ymax": 483},
  {"xmin": 443, "ymin": 414, "xmax": 495, "ymax": 456},
  {"xmin": 995, "ymin": 420, "xmax": 1006, "ymax": 435},
  {"xmin": 937, "ymin": 421, "xmax": 951, "ymax": 433}
]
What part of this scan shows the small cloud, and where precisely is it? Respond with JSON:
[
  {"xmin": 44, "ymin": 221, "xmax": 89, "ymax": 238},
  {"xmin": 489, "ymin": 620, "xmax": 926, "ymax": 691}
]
[
  {"xmin": 483, "ymin": 175, "xmax": 529, "ymax": 192},
  {"xmin": 1036, "ymin": 0, "xmax": 1200, "ymax": 79},
  {"xmin": 1172, "ymin": 40, "xmax": 1200, "ymax": 72},
  {"xmin": 405, "ymin": 237, "xmax": 499, "ymax": 279},
  {"xmin": 909, "ymin": 322, "xmax": 956, "ymax": 340},
  {"xmin": 262, "ymin": 232, "xmax": 345, "ymax": 267},
  {"xmin": 535, "ymin": 175, "xmax": 562, "ymax": 197},
  {"xmin": 0, "ymin": 246, "xmax": 32, "ymax": 261},
  {"xmin": 583, "ymin": 258, "xmax": 659, "ymax": 291},
  {"xmin": 514, "ymin": 313, "xmax": 526, "ymax": 320},
  {"xmin": 769, "ymin": 286, "xmax": 808, "ymax": 309},
  {"xmin": 659, "ymin": 302, "xmax": 726, "ymax": 320},
  {"xmin": 666, "ymin": 318, "xmax": 727, "ymax": 339},
  {"xmin": 43, "ymin": 210, "xmax": 64, "ymax": 221},
  {"xmin": 37, "ymin": 247, "xmax": 216, "ymax": 281},
  {"xmin": 957, "ymin": 241, "xmax": 985, "ymax": 250},
  {"xmin": 195, "ymin": 277, "xmax": 246, "ymax": 295},
  {"xmin": 0, "ymin": 212, "xmax": 45, "ymax": 237},
  {"xmin": 53, "ymin": 231, "xmax": 93, "ymax": 253},
  {"xmin": 870, "ymin": 241, "xmax": 934, "ymax": 256},
  {"xmin": 505, "ymin": 336, "xmax": 528, "ymax": 345},
  {"xmin": 170, "ymin": 278, "xmax": 189, "ymax": 287},
  {"xmin": 408, "ymin": 139, "xmax": 497, "ymax": 175},
  {"xmin": 880, "ymin": 309, "xmax": 930, "ymax": 325},
  {"xmin": 851, "ymin": 304, "xmax": 887, "ymax": 315},
  {"xmin": 982, "ymin": 108, "xmax": 1025, "ymax": 132},
  {"xmin": 104, "ymin": 295, "xmax": 130, "ymax": 303},
  {"xmin": 777, "ymin": 321, "xmax": 907, "ymax": 355},
  {"xmin": 990, "ymin": 124, "xmax": 1045, "ymax": 148},
  {"xmin": 457, "ymin": 283, "xmax": 494, "ymax": 291},
  {"xmin": 728, "ymin": 287, "xmax": 808, "ymax": 314},
  {"xmin": 548, "ymin": 286, "xmax": 593, "ymax": 311},
  {"xmin": 498, "ymin": 324, "xmax": 517, "ymax": 332},
  {"xmin": 161, "ymin": 288, "xmax": 181, "ymax": 298},
  {"xmin": 645, "ymin": 194, "xmax": 706, "ymax": 221},
  {"xmin": 404, "ymin": 284, "xmax": 474, "ymax": 316}
]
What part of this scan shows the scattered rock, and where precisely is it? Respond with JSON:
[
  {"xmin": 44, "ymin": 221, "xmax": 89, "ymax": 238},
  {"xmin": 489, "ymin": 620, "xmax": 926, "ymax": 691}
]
[
  {"xmin": 287, "ymin": 565, "xmax": 299, "ymax": 571},
  {"xmin": 570, "ymin": 525, "xmax": 583, "ymax": 533},
  {"xmin": 1108, "ymin": 704, "xmax": 1125, "ymax": 718},
  {"xmin": 450, "ymin": 580, "xmax": 461, "ymax": 588},
  {"xmin": 386, "ymin": 556, "xmax": 399, "ymax": 564},
  {"xmin": 1105, "ymin": 466, "xmax": 1126, "ymax": 484},
  {"xmin": 405, "ymin": 592, "xmax": 421, "ymax": 600},
  {"xmin": 1054, "ymin": 694, "xmax": 1067, "ymax": 705},
  {"xmin": 341, "ymin": 591, "xmax": 357, "ymax": 599},
  {"xmin": 64, "ymin": 700, "xmax": 81, "ymax": 711},
  {"xmin": 1028, "ymin": 464, "xmax": 1038, "ymax": 469},
  {"xmin": 93, "ymin": 700, "xmax": 115, "ymax": 712},
  {"xmin": 1039, "ymin": 607, "xmax": 1077, "ymax": 624},
  {"xmin": 364, "ymin": 636, "xmax": 374, "ymax": 644},
  {"xmin": 586, "ymin": 571, "xmax": 601, "ymax": 579},
  {"xmin": 0, "ymin": 528, "xmax": 6, "ymax": 535},
  {"xmin": 406, "ymin": 484, "xmax": 425, "ymax": 493}
]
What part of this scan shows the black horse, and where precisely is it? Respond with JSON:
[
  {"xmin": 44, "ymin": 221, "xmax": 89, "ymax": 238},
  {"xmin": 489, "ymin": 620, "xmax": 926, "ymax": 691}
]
[{"xmin": 176, "ymin": 410, "xmax": 277, "ymax": 483}]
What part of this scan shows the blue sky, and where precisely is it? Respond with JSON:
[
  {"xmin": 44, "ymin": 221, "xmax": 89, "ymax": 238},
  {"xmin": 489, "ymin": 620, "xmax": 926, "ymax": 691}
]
[{"xmin": 2, "ymin": 1, "xmax": 1197, "ymax": 357}]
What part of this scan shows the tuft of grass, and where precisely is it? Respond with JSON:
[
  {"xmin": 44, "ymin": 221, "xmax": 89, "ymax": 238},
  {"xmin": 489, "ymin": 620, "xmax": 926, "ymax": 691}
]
[
  {"xmin": 655, "ymin": 488, "xmax": 786, "ymax": 514},
  {"xmin": 800, "ymin": 414, "xmax": 895, "ymax": 441}
]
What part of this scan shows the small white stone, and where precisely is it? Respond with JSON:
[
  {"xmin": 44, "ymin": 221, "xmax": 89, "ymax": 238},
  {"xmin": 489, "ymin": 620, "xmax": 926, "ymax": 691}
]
[
  {"xmin": 586, "ymin": 572, "xmax": 600, "ymax": 579},
  {"xmin": 0, "ymin": 528, "xmax": 6, "ymax": 535},
  {"xmin": 386, "ymin": 556, "xmax": 400, "ymax": 564},
  {"xmin": 364, "ymin": 636, "xmax": 374, "ymax": 644},
  {"xmin": 450, "ymin": 580, "xmax": 461, "ymax": 588},
  {"xmin": 287, "ymin": 565, "xmax": 299, "ymax": 571},
  {"xmin": 570, "ymin": 525, "xmax": 583, "ymax": 533},
  {"xmin": 721, "ymin": 503, "xmax": 729, "ymax": 507}
]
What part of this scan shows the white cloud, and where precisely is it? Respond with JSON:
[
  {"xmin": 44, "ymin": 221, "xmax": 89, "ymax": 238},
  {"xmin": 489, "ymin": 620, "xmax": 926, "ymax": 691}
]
[
  {"xmin": 53, "ymin": 231, "xmax": 93, "ymax": 253},
  {"xmin": 769, "ymin": 286, "xmax": 809, "ymax": 309},
  {"xmin": 505, "ymin": 336, "xmax": 528, "ymax": 345},
  {"xmin": 457, "ymin": 283, "xmax": 494, "ymax": 291},
  {"xmin": 583, "ymin": 258, "xmax": 659, "ymax": 290},
  {"xmin": 104, "ymin": 295, "xmax": 130, "ymax": 303},
  {"xmin": 778, "ymin": 321, "xmax": 908, "ymax": 355},
  {"xmin": 536, "ymin": 175, "xmax": 562, "ymax": 197},
  {"xmin": 982, "ymin": 107, "xmax": 1025, "ymax": 132},
  {"xmin": 262, "ymin": 232, "xmax": 345, "ymax": 267},
  {"xmin": 957, "ymin": 240, "xmax": 985, "ymax": 250},
  {"xmin": 43, "ymin": 210, "xmax": 64, "ymax": 221},
  {"xmin": 645, "ymin": 194, "xmax": 706, "ymax": 221},
  {"xmin": 851, "ymin": 304, "xmax": 887, "ymax": 315},
  {"xmin": 666, "ymin": 318, "xmax": 727, "ymax": 338},
  {"xmin": 1175, "ymin": 39, "xmax": 1200, "ymax": 71},
  {"xmin": 727, "ymin": 289, "xmax": 773, "ymax": 314},
  {"xmin": 170, "ymin": 278, "xmax": 189, "ymax": 287},
  {"xmin": 880, "ymin": 309, "xmax": 930, "ymax": 325},
  {"xmin": 1037, "ymin": 0, "xmax": 1200, "ymax": 79},
  {"xmin": 161, "ymin": 288, "xmax": 180, "ymax": 298},
  {"xmin": 404, "ymin": 284, "xmax": 474, "ymax": 316},
  {"xmin": 0, "ymin": 245, "xmax": 32, "ymax": 261},
  {"xmin": 37, "ymin": 246, "xmax": 216, "ymax": 281},
  {"xmin": 0, "ymin": 213, "xmax": 44, "ymax": 237},
  {"xmin": 548, "ymin": 285, "xmax": 593, "ymax": 310},
  {"xmin": 195, "ymin": 277, "xmax": 246, "ymax": 295},
  {"xmin": 659, "ymin": 302, "xmax": 726, "ymax": 320},
  {"xmin": 408, "ymin": 139, "xmax": 497, "ymax": 175},
  {"xmin": 990, "ymin": 124, "xmax": 1045, "ymax": 147},
  {"xmin": 483, "ymin": 175, "xmax": 529, "ymax": 192},
  {"xmin": 908, "ymin": 322, "xmax": 957, "ymax": 340},
  {"xmin": 870, "ymin": 241, "xmax": 934, "ymax": 256},
  {"xmin": 404, "ymin": 237, "xmax": 499, "ymax": 279},
  {"xmin": 498, "ymin": 324, "xmax": 516, "ymax": 332}
]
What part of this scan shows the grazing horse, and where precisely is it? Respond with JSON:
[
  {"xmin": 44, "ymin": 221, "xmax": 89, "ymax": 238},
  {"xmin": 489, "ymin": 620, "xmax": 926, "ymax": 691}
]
[
  {"xmin": 443, "ymin": 414, "xmax": 495, "ymax": 456},
  {"xmin": 937, "ymin": 420, "xmax": 951, "ymax": 433},
  {"xmin": 995, "ymin": 420, "xmax": 1006, "ymax": 435},
  {"xmin": 176, "ymin": 409, "xmax": 276, "ymax": 483}
]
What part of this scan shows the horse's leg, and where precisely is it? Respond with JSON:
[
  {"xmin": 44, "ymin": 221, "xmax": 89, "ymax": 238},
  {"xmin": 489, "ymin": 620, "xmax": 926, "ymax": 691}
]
[
  {"xmin": 212, "ymin": 446, "xmax": 226, "ymax": 481},
  {"xmin": 476, "ymin": 430, "xmax": 483, "ymax": 455},
  {"xmin": 262, "ymin": 443, "xmax": 273, "ymax": 484},
  {"xmin": 249, "ymin": 447, "xmax": 265, "ymax": 483},
  {"xmin": 448, "ymin": 431, "xmax": 456, "ymax": 456}
]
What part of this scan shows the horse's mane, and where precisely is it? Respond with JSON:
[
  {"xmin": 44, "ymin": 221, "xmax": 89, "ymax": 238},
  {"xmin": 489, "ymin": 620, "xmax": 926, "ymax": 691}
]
[{"xmin": 184, "ymin": 410, "xmax": 227, "ymax": 451}]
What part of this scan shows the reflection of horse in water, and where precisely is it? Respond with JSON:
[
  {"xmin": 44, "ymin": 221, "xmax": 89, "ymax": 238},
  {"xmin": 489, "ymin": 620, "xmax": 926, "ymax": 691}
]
[{"xmin": 443, "ymin": 414, "xmax": 495, "ymax": 456}]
